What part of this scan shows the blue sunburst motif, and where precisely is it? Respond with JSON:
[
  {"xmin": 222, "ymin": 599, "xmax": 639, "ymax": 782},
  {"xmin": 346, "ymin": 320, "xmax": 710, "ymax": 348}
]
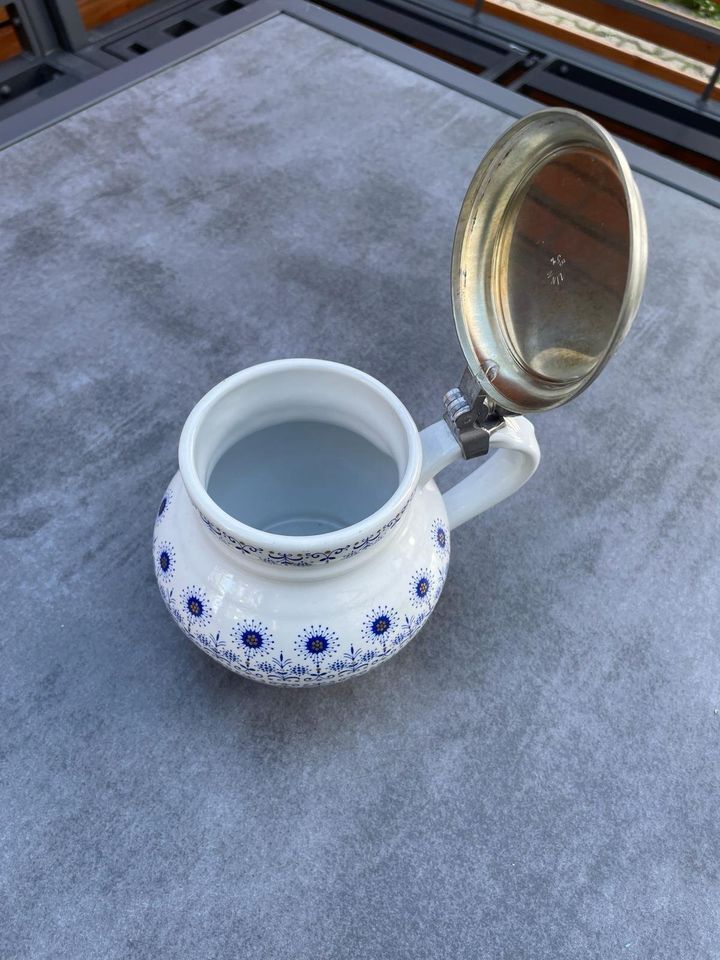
[
  {"xmin": 409, "ymin": 568, "xmax": 433, "ymax": 607},
  {"xmin": 157, "ymin": 486, "xmax": 173, "ymax": 519},
  {"xmin": 155, "ymin": 541, "xmax": 176, "ymax": 579},
  {"xmin": 296, "ymin": 625, "xmax": 339, "ymax": 662},
  {"xmin": 363, "ymin": 606, "xmax": 398, "ymax": 643},
  {"xmin": 180, "ymin": 585, "xmax": 211, "ymax": 627},
  {"xmin": 431, "ymin": 519, "xmax": 448, "ymax": 553},
  {"xmin": 232, "ymin": 618, "xmax": 273, "ymax": 658}
]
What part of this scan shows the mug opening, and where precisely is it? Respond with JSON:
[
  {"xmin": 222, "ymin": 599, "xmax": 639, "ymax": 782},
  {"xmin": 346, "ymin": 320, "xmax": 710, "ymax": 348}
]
[
  {"xmin": 179, "ymin": 360, "xmax": 421, "ymax": 552},
  {"xmin": 207, "ymin": 420, "xmax": 400, "ymax": 536}
]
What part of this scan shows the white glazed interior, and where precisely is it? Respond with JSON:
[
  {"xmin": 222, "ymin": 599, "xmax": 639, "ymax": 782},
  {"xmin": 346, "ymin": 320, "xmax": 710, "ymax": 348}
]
[{"xmin": 179, "ymin": 359, "xmax": 422, "ymax": 553}]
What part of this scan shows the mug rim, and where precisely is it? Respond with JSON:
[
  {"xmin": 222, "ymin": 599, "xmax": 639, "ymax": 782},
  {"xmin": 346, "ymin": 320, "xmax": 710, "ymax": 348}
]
[{"xmin": 178, "ymin": 358, "xmax": 422, "ymax": 555}]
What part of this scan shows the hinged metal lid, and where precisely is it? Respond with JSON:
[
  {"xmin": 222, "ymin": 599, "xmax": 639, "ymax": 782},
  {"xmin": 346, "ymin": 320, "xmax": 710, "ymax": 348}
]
[{"xmin": 451, "ymin": 109, "xmax": 647, "ymax": 415}]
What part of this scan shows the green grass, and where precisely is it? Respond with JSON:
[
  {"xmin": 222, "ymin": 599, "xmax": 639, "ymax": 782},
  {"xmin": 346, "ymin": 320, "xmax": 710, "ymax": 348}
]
[{"xmin": 658, "ymin": 0, "xmax": 720, "ymax": 21}]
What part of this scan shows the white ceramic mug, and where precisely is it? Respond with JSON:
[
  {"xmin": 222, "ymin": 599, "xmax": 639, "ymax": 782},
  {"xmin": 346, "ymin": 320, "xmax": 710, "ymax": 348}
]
[
  {"xmin": 153, "ymin": 358, "xmax": 539, "ymax": 685},
  {"xmin": 153, "ymin": 110, "xmax": 648, "ymax": 686}
]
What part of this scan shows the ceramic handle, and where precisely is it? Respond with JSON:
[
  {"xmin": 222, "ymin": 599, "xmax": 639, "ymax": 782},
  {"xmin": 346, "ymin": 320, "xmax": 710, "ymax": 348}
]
[{"xmin": 419, "ymin": 417, "xmax": 540, "ymax": 531}]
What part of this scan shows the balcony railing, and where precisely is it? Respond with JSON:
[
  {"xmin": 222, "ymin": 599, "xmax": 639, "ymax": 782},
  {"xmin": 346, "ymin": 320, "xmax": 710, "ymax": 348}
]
[{"xmin": 460, "ymin": 0, "xmax": 720, "ymax": 100}]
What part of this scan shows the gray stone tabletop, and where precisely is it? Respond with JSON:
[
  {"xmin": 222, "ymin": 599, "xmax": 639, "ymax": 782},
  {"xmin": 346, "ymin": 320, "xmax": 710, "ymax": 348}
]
[{"xmin": 2, "ymin": 12, "xmax": 720, "ymax": 959}]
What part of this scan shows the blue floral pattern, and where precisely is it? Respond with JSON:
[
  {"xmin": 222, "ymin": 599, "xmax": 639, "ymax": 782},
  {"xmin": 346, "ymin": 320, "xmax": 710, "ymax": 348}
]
[
  {"xmin": 157, "ymin": 486, "xmax": 173, "ymax": 519},
  {"xmin": 179, "ymin": 584, "xmax": 212, "ymax": 628},
  {"xmin": 409, "ymin": 569, "xmax": 433, "ymax": 608},
  {"xmin": 431, "ymin": 518, "xmax": 448, "ymax": 554},
  {"xmin": 157, "ymin": 557, "xmax": 448, "ymax": 686},
  {"xmin": 197, "ymin": 498, "xmax": 410, "ymax": 567},
  {"xmin": 232, "ymin": 618, "xmax": 273, "ymax": 659},
  {"xmin": 362, "ymin": 605, "xmax": 398, "ymax": 653},
  {"xmin": 155, "ymin": 541, "xmax": 176, "ymax": 580},
  {"xmin": 296, "ymin": 626, "xmax": 339, "ymax": 665},
  {"xmin": 154, "ymin": 476, "xmax": 451, "ymax": 684}
]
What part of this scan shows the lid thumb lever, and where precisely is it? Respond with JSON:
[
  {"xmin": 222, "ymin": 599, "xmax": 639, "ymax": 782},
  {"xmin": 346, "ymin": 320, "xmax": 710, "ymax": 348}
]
[{"xmin": 443, "ymin": 366, "xmax": 510, "ymax": 460}]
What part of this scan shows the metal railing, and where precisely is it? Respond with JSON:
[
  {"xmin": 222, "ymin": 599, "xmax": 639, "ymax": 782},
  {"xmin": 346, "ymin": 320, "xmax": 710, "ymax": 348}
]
[
  {"xmin": 0, "ymin": 0, "xmax": 718, "ymax": 174},
  {"xmin": 464, "ymin": 0, "xmax": 720, "ymax": 98}
]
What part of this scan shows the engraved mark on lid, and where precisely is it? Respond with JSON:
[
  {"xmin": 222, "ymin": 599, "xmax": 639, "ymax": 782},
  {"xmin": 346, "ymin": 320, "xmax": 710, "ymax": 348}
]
[
  {"xmin": 480, "ymin": 359, "xmax": 499, "ymax": 382},
  {"xmin": 546, "ymin": 254, "xmax": 566, "ymax": 286}
]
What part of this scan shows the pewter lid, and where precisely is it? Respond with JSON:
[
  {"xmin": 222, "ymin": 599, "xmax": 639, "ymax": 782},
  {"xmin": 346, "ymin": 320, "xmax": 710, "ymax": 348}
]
[{"xmin": 451, "ymin": 109, "xmax": 647, "ymax": 414}]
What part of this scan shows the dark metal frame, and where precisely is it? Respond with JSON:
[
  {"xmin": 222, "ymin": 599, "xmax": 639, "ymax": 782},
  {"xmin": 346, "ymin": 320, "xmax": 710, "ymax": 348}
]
[
  {"xmin": 601, "ymin": 0, "xmax": 720, "ymax": 103},
  {"xmin": 587, "ymin": 0, "xmax": 720, "ymax": 45},
  {"xmin": 3, "ymin": 0, "xmax": 720, "ymax": 131},
  {"xmin": 3, "ymin": 0, "xmax": 720, "ymax": 148},
  {"xmin": 0, "ymin": 0, "xmax": 718, "ymax": 206},
  {"xmin": 320, "ymin": 0, "xmax": 720, "ymax": 162},
  {"xmin": 8, "ymin": 0, "xmax": 61, "ymax": 55},
  {"xmin": 318, "ymin": 0, "xmax": 720, "ymax": 103},
  {"xmin": 356, "ymin": 0, "xmax": 720, "ymax": 105},
  {"xmin": 44, "ymin": 0, "xmax": 89, "ymax": 50},
  {"xmin": 3, "ymin": 0, "xmax": 90, "ymax": 52}
]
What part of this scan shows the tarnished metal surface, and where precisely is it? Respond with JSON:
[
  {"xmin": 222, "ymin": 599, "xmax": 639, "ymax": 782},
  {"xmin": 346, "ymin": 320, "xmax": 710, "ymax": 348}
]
[{"xmin": 452, "ymin": 108, "xmax": 647, "ymax": 413}]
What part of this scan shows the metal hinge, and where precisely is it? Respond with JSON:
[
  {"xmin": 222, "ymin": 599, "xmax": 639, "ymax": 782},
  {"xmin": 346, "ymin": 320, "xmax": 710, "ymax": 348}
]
[{"xmin": 443, "ymin": 366, "xmax": 512, "ymax": 459}]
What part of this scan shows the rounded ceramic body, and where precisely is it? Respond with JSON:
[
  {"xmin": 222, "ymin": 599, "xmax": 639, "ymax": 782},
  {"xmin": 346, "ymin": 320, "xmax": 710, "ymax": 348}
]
[
  {"xmin": 154, "ymin": 470, "xmax": 450, "ymax": 685},
  {"xmin": 153, "ymin": 359, "xmax": 540, "ymax": 686}
]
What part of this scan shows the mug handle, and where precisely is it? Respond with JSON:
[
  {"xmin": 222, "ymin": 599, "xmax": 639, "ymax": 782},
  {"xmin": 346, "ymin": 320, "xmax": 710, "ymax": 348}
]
[{"xmin": 419, "ymin": 417, "xmax": 540, "ymax": 531}]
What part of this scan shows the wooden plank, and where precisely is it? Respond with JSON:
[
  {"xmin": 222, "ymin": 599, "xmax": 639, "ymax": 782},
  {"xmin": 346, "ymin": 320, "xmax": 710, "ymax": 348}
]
[
  {"xmin": 76, "ymin": 0, "xmax": 156, "ymax": 30},
  {"xmin": 458, "ymin": 0, "xmax": 720, "ymax": 97},
  {"xmin": 0, "ymin": 5, "xmax": 22, "ymax": 60},
  {"xmin": 526, "ymin": 84, "xmax": 720, "ymax": 173},
  {"xmin": 531, "ymin": 0, "xmax": 719, "ymax": 63}
]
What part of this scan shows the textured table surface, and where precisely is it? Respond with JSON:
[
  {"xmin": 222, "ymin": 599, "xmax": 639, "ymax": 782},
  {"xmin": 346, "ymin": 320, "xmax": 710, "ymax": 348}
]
[{"xmin": 3, "ymin": 13, "xmax": 720, "ymax": 959}]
